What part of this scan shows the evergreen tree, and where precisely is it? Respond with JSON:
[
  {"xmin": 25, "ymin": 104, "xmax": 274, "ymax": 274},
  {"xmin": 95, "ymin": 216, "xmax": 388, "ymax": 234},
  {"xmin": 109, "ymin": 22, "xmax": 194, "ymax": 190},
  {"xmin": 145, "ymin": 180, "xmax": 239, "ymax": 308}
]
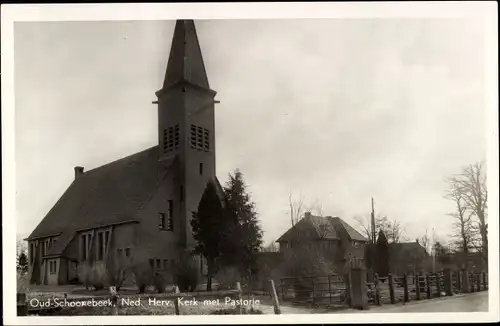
[
  {"xmin": 223, "ymin": 170, "xmax": 263, "ymax": 280},
  {"xmin": 17, "ymin": 252, "xmax": 28, "ymax": 276},
  {"xmin": 191, "ymin": 180, "xmax": 227, "ymax": 291},
  {"xmin": 375, "ymin": 230, "xmax": 390, "ymax": 277}
]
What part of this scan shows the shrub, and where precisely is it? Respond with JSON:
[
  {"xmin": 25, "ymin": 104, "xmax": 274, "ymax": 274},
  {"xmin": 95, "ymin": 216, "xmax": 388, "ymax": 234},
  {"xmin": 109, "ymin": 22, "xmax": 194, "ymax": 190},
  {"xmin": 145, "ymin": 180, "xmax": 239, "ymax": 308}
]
[
  {"xmin": 153, "ymin": 273, "xmax": 167, "ymax": 293},
  {"xmin": 77, "ymin": 261, "xmax": 93, "ymax": 290},
  {"xmin": 131, "ymin": 261, "xmax": 153, "ymax": 294},
  {"xmin": 90, "ymin": 261, "xmax": 109, "ymax": 291},
  {"xmin": 215, "ymin": 266, "xmax": 240, "ymax": 290},
  {"xmin": 17, "ymin": 272, "xmax": 30, "ymax": 293},
  {"xmin": 174, "ymin": 254, "xmax": 199, "ymax": 292},
  {"xmin": 107, "ymin": 254, "xmax": 131, "ymax": 292}
]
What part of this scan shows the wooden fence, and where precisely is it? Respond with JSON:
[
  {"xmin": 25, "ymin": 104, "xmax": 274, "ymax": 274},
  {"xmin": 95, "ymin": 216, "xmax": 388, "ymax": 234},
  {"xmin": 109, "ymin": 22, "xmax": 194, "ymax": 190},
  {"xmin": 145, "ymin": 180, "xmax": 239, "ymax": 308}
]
[
  {"xmin": 276, "ymin": 269, "xmax": 488, "ymax": 309},
  {"xmin": 370, "ymin": 270, "xmax": 488, "ymax": 307}
]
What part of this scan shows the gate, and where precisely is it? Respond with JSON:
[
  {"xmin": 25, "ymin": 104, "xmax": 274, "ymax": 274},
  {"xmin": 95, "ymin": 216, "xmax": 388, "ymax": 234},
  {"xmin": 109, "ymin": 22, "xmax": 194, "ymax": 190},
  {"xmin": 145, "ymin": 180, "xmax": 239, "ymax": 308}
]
[{"xmin": 279, "ymin": 274, "xmax": 347, "ymax": 306}]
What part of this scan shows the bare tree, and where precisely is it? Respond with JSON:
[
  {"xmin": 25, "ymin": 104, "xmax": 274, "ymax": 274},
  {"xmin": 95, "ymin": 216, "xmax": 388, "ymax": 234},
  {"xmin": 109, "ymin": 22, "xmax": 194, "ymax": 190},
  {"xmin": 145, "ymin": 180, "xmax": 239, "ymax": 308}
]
[
  {"xmin": 417, "ymin": 229, "xmax": 431, "ymax": 255},
  {"xmin": 354, "ymin": 214, "xmax": 404, "ymax": 244},
  {"xmin": 306, "ymin": 197, "xmax": 324, "ymax": 217},
  {"xmin": 288, "ymin": 190, "xmax": 305, "ymax": 226},
  {"xmin": 447, "ymin": 161, "xmax": 488, "ymax": 259},
  {"xmin": 445, "ymin": 183, "xmax": 476, "ymax": 253}
]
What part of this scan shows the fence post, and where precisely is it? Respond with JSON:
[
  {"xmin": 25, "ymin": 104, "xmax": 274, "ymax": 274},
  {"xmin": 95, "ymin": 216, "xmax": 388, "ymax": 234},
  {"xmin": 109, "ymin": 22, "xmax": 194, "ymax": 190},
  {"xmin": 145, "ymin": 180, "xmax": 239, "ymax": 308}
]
[
  {"xmin": 280, "ymin": 279, "xmax": 284, "ymax": 300},
  {"xmin": 415, "ymin": 273, "xmax": 421, "ymax": 300},
  {"xmin": 328, "ymin": 275, "xmax": 332, "ymax": 305},
  {"xmin": 17, "ymin": 292, "xmax": 27, "ymax": 316},
  {"xmin": 374, "ymin": 273, "xmax": 381, "ymax": 306},
  {"xmin": 235, "ymin": 282, "xmax": 243, "ymax": 314},
  {"xmin": 109, "ymin": 286, "xmax": 118, "ymax": 315},
  {"xmin": 388, "ymin": 273, "xmax": 395, "ymax": 304},
  {"xmin": 444, "ymin": 269, "xmax": 453, "ymax": 296},
  {"xmin": 174, "ymin": 285, "xmax": 180, "ymax": 315},
  {"xmin": 476, "ymin": 273, "xmax": 481, "ymax": 292},
  {"xmin": 403, "ymin": 273, "xmax": 409, "ymax": 303},
  {"xmin": 482, "ymin": 272, "xmax": 487, "ymax": 291},
  {"xmin": 461, "ymin": 270, "xmax": 470, "ymax": 293},
  {"xmin": 435, "ymin": 273, "xmax": 441, "ymax": 297},
  {"xmin": 426, "ymin": 274, "xmax": 431, "ymax": 299},
  {"xmin": 269, "ymin": 279, "xmax": 281, "ymax": 315},
  {"xmin": 311, "ymin": 278, "xmax": 315, "ymax": 304}
]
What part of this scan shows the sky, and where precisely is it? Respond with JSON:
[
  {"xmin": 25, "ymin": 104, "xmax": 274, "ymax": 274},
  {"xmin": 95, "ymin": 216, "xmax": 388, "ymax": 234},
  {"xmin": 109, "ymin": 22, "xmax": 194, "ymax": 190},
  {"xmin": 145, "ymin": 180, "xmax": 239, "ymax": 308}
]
[{"xmin": 14, "ymin": 18, "xmax": 487, "ymax": 245}]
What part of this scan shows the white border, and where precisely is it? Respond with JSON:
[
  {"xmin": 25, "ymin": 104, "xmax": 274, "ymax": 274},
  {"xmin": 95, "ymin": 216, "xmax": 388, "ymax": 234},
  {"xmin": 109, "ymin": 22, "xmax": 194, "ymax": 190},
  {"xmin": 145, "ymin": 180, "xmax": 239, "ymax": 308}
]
[{"xmin": 2, "ymin": 2, "xmax": 498, "ymax": 325}]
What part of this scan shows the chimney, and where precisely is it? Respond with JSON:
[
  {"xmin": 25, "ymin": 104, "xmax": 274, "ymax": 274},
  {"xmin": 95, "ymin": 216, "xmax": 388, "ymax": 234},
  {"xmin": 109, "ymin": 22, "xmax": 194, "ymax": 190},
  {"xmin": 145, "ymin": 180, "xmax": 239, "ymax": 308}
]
[
  {"xmin": 74, "ymin": 166, "xmax": 84, "ymax": 179},
  {"xmin": 304, "ymin": 212, "xmax": 312, "ymax": 219}
]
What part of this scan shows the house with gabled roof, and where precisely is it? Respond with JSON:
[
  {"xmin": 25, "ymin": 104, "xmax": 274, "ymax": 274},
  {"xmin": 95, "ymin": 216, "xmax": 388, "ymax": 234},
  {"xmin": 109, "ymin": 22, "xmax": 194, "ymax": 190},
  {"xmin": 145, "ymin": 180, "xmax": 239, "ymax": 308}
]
[
  {"xmin": 25, "ymin": 20, "xmax": 225, "ymax": 285},
  {"xmin": 276, "ymin": 212, "xmax": 368, "ymax": 264}
]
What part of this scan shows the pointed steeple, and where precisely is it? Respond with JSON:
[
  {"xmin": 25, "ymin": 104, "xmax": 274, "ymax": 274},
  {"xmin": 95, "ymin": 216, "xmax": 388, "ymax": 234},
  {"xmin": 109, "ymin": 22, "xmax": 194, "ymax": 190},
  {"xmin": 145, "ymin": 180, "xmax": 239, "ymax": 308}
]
[{"xmin": 162, "ymin": 20, "xmax": 210, "ymax": 90}]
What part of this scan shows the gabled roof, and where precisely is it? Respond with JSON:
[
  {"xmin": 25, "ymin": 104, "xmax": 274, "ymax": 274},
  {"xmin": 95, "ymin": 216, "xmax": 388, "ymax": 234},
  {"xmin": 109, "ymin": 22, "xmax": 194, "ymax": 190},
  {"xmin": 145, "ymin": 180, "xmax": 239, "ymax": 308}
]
[
  {"xmin": 276, "ymin": 214, "xmax": 368, "ymax": 243},
  {"xmin": 26, "ymin": 146, "xmax": 175, "ymax": 248}
]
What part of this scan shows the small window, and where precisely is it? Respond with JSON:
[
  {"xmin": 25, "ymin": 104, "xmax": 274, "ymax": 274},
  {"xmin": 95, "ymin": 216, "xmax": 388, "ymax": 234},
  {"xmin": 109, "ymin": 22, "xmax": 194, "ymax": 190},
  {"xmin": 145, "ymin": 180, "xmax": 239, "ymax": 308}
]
[
  {"xmin": 159, "ymin": 212, "xmax": 166, "ymax": 229},
  {"xmin": 199, "ymin": 163, "xmax": 203, "ymax": 175},
  {"xmin": 149, "ymin": 259, "xmax": 154, "ymax": 270},
  {"xmin": 163, "ymin": 259, "xmax": 169, "ymax": 269},
  {"xmin": 49, "ymin": 260, "xmax": 57, "ymax": 274},
  {"xmin": 156, "ymin": 259, "xmax": 161, "ymax": 269},
  {"xmin": 125, "ymin": 248, "xmax": 131, "ymax": 257},
  {"xmin": 166, "ymin": 200, "xmax": 174, "ymax": 231}
]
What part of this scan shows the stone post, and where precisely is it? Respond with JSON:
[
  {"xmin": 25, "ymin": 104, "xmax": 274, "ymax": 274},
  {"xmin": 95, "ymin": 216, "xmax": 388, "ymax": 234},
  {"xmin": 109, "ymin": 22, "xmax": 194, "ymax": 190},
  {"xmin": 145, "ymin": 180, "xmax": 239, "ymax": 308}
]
[
  {"xmin": 415, "ymin": 273, "xmax": 421, "ymax": 300},
  {"xmin": 444, "ymin": 269, "xmax": 453, "ymax": 296},
  {"xmin": 403, "ymin": 273, "xmax": 409, "ymax": 303},
  {"xmin": 388, "ymin": 273, "xmax": 395, "ymax": 304},
  {"xmin": 461, "ymin": 269, "xmax": 470, "ymax": 293},
  {"xmin": 349, "ymin": 267, "xmax": 368, "ymax": 310},
  {"xmin": 426, "ymin": 273, "xmax": 431, "ymax": 299}
]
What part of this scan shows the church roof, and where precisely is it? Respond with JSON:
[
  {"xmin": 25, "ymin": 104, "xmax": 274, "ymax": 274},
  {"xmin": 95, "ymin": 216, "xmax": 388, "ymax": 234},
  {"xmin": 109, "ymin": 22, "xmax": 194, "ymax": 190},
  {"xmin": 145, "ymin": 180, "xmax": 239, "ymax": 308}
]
[
  {"xmin": 26, "ymin": 146, "xmax": 175, "ymax": 248},
  {"xmin": 161, "ymin": 20, "xmax": 211, "ymax": 91},
  {"xmin": 276, "ymin": 214, "xmax": 368, "ymax": 243}
]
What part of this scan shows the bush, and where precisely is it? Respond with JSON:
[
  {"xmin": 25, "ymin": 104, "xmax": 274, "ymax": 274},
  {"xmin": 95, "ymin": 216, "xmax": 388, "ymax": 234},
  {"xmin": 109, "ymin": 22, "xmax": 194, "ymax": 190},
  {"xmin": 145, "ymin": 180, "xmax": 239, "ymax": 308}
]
[
  {"xmin": 107, "ymin": 254, "xmax": 131, "ymax": 291},
  {"xmin": 17, "ymin": 272, "xmax": 31, "ymax": 293},
  {"xmin": 90, "ymin": 261, "xmax": 109, "ymax": 291},
  {"xmin": 77, "ymin": 261, "xmax": 93, "ymax": 290},
  {"xmin": 131, "ymin": 261, "xmax": 153, "ymax": 294},
  {"xmin": 215, "ymin": 266, "xmax": 240, "ymax": 290},
  {"xmin": 174, "ymin": 254, "xmax": 199, "ymax": 292},
  {"xmin": 153, "ymin": 273, "xmax": 167, "ymax": 293}
]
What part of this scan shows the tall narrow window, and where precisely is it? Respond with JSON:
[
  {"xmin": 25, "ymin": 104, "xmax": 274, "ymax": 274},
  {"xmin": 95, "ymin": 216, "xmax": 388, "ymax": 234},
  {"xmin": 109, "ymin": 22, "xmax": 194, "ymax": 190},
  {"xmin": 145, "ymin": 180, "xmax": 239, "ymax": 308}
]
[
  {"xmin": 199, "ymin": 163, "xmax": 203, "ymax": 175},
  {"xmin": 125, "ymin": 248, "xmax": 131, "ymax": 257},
  {"xmin": 159, "ymin": 212, "xmax": 166, "ymax": 229},
  {"xmin": 167, "ymin": 200, "xmax": 174, "ymax": 231},
  {"xmin": 155, "ymin": 259, "xmax": 161, "ymax": 270}
]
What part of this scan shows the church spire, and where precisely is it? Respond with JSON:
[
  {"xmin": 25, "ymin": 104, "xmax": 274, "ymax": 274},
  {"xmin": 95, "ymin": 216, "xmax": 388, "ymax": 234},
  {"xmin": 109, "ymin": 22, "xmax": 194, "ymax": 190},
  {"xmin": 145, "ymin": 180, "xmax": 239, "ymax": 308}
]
[{"xmin": 162, "ymin": 19, "xmax": 210, "ymax": 90}]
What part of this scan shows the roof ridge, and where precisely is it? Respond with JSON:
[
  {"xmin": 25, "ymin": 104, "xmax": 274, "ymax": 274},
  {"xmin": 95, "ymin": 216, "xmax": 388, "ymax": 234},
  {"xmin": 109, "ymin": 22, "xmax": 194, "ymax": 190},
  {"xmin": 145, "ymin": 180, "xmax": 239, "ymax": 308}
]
[{"xmin": 84, "ymin": 145, "xmax": 158, "ymax": 175}]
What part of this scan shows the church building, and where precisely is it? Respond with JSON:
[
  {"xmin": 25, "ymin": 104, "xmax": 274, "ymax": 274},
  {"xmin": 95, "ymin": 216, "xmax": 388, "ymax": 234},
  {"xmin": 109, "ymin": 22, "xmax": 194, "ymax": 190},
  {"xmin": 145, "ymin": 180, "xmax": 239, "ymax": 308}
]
[{"xmin": 25, "ymin": 20, "xmax": 223, "ymax": 285}]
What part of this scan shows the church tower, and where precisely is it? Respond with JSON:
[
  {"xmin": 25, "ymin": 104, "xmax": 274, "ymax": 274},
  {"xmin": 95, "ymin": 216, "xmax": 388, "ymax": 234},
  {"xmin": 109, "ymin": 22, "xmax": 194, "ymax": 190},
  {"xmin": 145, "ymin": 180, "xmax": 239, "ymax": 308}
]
[{"xmin": 155, "ymin": 20, "xmax": 218, "ymax": 249}]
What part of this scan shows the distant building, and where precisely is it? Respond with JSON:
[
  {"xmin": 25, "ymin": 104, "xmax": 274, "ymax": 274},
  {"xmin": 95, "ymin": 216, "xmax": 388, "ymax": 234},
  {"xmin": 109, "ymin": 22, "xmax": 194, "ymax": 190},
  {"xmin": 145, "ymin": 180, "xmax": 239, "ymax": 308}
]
[
  {"xmin": 388, "ymin": 242, "xmax": 430, "ymax": 275},
  {"xmin": 25, "ymin": 20, "xmax": 224, "ymax": 285},
  {"xmin": 276, "ymin": 212, "xmax": 368, "ymax": 264}
]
